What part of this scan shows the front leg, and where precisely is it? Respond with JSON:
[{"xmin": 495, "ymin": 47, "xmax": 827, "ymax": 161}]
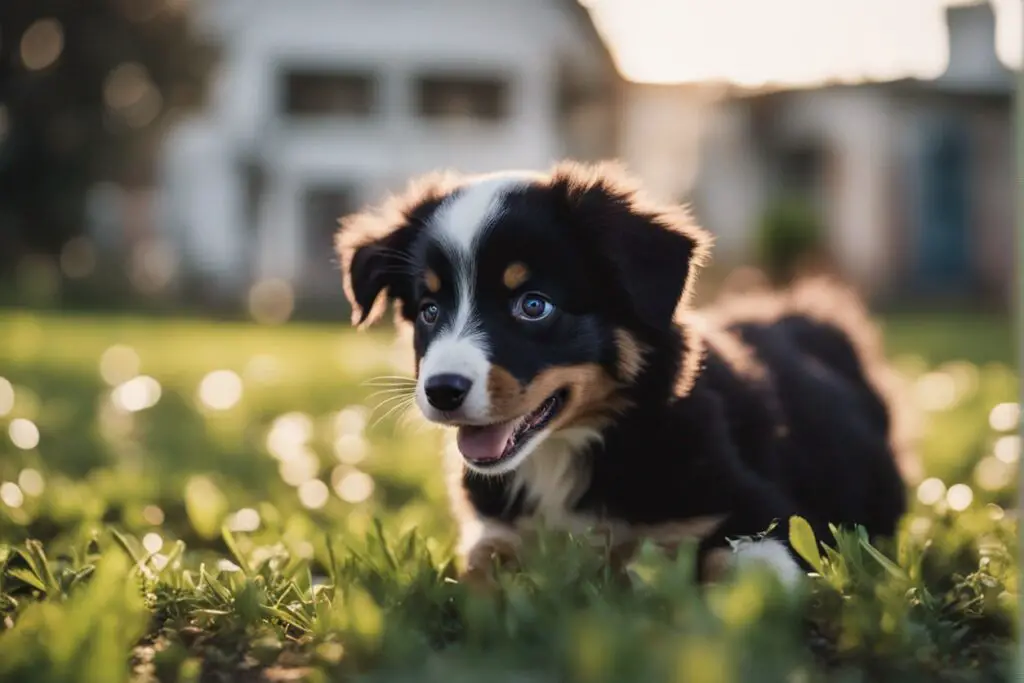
[
  {"xmin": 457, "ymin": 516, "xmax": 522, "ymax": 586},
  {"xmin": 697, "ymin": 481, "xmax": 810, "ymax": 590}
]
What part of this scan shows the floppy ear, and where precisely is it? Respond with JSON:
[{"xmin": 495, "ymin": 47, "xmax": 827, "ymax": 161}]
[
  {"xmin": 550, "ymin": 161, "xmax": 712, "ymax": 330},
  {"xmin": 335, "ymin": 172, "xmax": 462, "ymax": 327}
]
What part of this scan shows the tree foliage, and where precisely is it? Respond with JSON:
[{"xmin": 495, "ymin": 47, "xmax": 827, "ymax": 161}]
[{"xmin": 0, "ymin": 0, "xmax": 213, "ymax": 272}]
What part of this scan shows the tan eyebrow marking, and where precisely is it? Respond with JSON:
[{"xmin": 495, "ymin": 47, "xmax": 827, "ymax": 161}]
[
  {"xmin": 502, "ymin": 262, "xmax": 530, "ymax": 290},
  {"xmin": 424, "ymin": 269, "xmax": 441, "ymax": 293}
]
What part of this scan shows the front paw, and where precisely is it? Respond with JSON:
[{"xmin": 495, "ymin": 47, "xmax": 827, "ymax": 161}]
[{"xmin": 460, "ymin": 539, "xmax": 519, "ymax": 589}]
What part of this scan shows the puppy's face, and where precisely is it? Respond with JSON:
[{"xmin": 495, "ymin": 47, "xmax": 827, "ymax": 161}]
[{"xmin": 337, "ymin": 163, "xmax": 709, "ymax": 475}]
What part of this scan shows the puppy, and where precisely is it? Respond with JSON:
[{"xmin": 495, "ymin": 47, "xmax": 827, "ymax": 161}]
[{"xmin": 335, "ymin": 162, "xmax": 908, "ymax": 587}]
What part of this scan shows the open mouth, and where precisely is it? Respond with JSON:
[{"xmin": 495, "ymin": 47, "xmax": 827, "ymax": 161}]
[{"xmin": 456, "ymin": 389, "xmax": 569, "ymax": 468}]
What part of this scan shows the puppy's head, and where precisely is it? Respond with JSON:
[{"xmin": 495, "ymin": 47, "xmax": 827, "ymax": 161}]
[{"xmin": 336, "ymin": 162, "xmax": 710, "ymax": 475}]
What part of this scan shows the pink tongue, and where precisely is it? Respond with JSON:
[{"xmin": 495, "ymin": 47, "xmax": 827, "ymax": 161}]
[{"xmin": 457, "ymin": 422, "xmax": 518, "ymax": 462}]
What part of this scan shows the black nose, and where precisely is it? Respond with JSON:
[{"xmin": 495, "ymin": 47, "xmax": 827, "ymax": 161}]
[{"xmin": 425, "ymin": 373, "xmax": 472, "ymax": 411}]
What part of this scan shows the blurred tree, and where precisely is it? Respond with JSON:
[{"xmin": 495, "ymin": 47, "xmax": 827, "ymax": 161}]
[
  {"xmin": 0, "ymin": 0, "xmax": 214, "ymax": 275},
  {"xmin": 755, "ymin": 196, "xmax": 828, "ymax": 285}
]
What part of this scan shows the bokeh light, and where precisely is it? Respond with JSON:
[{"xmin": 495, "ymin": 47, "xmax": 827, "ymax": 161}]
[
  {"xmin": 994, "ymin": 435, "xmax": 1020, "ymax": 464},
  {"xmin": 20, "ymin": 19, "xmax": 64, "ymax": 71},
  {"xmin": 198, "ymin": 370, "xmax": 243, "ymax": 411},
  {"xmin": 974, "ymin": 457, "xmax": 1014, "ymax": 491},
  {"xmin": 227, "ymin": 508, "xmax": 261, "ymax": 532},
  {"xmin": 9, "ymin": 418, "xmax": 40, "ymax": 450},
  {"xmin": 248, "ymin": 278, "xmax": 295, "ymax": 325},
  {"xmin": 279, "ymin": 448, "xmax": 320, "ymax": 486},
  {"xmin": 298, "ymin": 480, "xmax": 330, "ymax": 509},
  {"xmin": 267, "ymin": 412, "xmax": 314, "ymax": 460},
  {"xmin": 142, "ymin": 532, "xmax": 164, "ymax": 554},
  {"xmin": 142, "ymin": 505, "xmax": 165, "ymax": 525},
  {"xmin": 333, "ymin": 434, "xmax": 369, "ymax": 465},
  {"xmin": 988, "ymin": 402, "xmax": 1020, "ymax": 432},
  {"xmin": 0, "ymin": 377, "xmax": 14, "ymax": 417},
  {"xmin": 334, "ymin": 406, "xmax": 369, "ymax": 437},
  {"xmin": 113, "ymin": 375, "xmax": 162, "ymax": 412},
  {"xmin": 0, "ymin": 482, "xmax": 24, "ymax": 509},
  {"xmin": 100, "ymin": 345, "xmax": 141, "ymax": 386},
  {"xmin": 17, "ymin": 469, "xmax": 44, "ymax": 497},
  {"xmin": 59, "ymin": 237, "xmax": 97, "ymax": 279},
  {"xmin": 946, "ymin": 484, "xmax": 973, "ymax": 511},
  {"xmin": 333, "ymin": 469, "xmax": 375, "ymax": 504},
  {"xmin": 914, "ymin": 372, "xmax": 957, "ymax": 412},
  {"xmin": 916, "ymin": 477, "xmax": 946, "ymax": 506}
]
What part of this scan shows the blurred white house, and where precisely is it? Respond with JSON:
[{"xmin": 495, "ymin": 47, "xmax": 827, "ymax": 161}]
[
  {"xmin": 156, "ymin": 0, "xmax": 619, "ymax": 302},
  {"xmin": 687, "ymin": 2, "xmax": 1018, "ymax": 304},
  {"xmin": 149, "ymin": 0, "xmax": 1018, "ymax": 309}
]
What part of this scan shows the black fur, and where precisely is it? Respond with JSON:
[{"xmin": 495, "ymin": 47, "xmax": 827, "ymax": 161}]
[{"xmin": 336, "ymin": 162, "xmax": 909, "ymax": 577}]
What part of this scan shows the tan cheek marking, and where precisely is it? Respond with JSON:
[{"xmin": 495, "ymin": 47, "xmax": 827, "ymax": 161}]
[
  {"xmin": 502, "ymin": 262, "xmax": 530, "ymax": 290},
  {"xmin": 486, "ymin": 363, "xmax": 629, "ymax": 429},
  {"xmin": 613, "ymin": 329, "xmax": 647, "ymax": 382},
  {"xmin": 424, "ymin": 269, "xmax": 441, "ymax": 293}
]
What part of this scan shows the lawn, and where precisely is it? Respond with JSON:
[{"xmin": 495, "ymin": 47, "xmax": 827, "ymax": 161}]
[{"xmin": 0, "ymin": 309, "xmax": 1018, "ymax": 683}]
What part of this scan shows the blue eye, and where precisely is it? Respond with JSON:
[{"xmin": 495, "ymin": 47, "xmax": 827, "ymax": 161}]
[
  {"xmin": 512, "ymin": 292, "xmax": 554, "ymax": 321},
  {"xmin": 420, "ymin": 301, "xmax": 439, "ymax": 325}
]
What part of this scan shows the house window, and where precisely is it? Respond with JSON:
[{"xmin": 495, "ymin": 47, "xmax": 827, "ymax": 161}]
[
  {"xmin": 415, "ymin": 74, "xmax": 509, "ymax": 121},
  {"xmin": 303, "ymin": 185, "xmax": 359, "ymax": 291},
  {"xmin": 282, "ymin": 69, "xmax": 376, "ymax": 118}
]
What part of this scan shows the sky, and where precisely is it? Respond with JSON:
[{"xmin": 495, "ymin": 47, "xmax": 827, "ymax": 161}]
[{"xmin": 580, "ymin": 0, "xmax": 1022, "ymax": 87}]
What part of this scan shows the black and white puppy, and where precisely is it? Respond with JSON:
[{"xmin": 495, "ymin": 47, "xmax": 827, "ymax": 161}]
[{"xmin": 335, "ymin": 162, "xmax": 909, "ymax": 587}]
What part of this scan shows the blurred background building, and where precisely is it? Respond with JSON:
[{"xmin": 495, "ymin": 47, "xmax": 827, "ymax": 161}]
[{"xmin": 0, "ymin": 0, "xmax": 1019, "ymax": 318}]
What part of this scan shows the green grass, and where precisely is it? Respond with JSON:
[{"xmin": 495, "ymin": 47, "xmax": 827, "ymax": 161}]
[{"xmin": 0, "ymin": 309, "xmax": 1018, "ymax": 683}]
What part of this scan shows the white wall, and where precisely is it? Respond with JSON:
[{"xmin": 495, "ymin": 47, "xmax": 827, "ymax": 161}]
[{"xmin": 162, "ymin": 0, "xmax": 606, "ymax": 290}]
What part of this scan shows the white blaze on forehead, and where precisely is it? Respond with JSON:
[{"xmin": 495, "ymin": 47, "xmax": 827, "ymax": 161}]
[
  {"xmin": 432, "ymin": 173, "xmax": 535, "ymax": 254},
  {"xmin": 415, "ymin": 173, "xmax": 534, "ymax": 424}
]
